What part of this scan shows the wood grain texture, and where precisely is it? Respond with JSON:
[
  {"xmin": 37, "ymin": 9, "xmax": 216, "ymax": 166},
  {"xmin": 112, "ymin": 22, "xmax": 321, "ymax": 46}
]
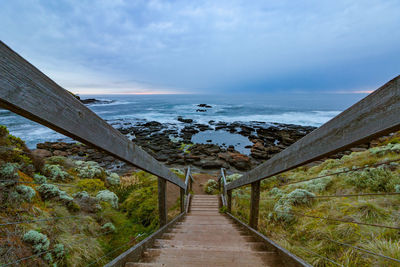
[
  {"xmin": 249, "ymin": 181, "xmax": 260, "ymax": 230},
  {"xmin": 0, "ymin": 41, "xmax": 185, "ymax": 189},
  {"xmin": 158, "ymin": 178, "xmax": 167, "ymax": 226},
  {"xmin": 228, "ymin": 75, "xmax": 400, "ymax": 190}
]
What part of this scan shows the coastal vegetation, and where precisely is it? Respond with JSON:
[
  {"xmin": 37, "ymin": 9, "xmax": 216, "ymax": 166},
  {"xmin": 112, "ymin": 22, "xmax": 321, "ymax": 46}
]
[
  {"xmin": 229, "ymin": 132, "xmax": 400, "ymax": 266},
  {"xmin": 0, "ymin": 125, "xmax": 181, "ymax": 266}
]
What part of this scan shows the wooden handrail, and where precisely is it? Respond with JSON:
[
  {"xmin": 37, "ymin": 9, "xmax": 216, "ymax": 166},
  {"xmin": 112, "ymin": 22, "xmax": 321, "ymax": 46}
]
[
  {"xmin": 0, "ymin": 41, "xmax": 185, "ymax": 189},
  {"xmin": 227, "ymin": 75, "xmax": 400, "ymax": 191}
]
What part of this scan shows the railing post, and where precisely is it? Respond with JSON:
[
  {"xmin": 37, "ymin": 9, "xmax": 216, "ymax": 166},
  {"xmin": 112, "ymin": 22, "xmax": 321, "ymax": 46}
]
[
  {"xmin": 158, "ymin": 177, "xmax": 167, "ymax": 226},
  {"xmin": 227, "ymin": 190, "xmax": 232, "ymax": 213},
  {"xmin": 180, "ymin": 187, "xmax": 185, "ymax": 213},
  {"xmin": 249, "ymin": 180, "xmax": 260, "ymax": 230}
]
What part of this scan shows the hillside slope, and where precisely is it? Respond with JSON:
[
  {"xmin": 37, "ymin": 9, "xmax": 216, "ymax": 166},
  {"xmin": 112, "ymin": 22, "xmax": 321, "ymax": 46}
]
[{"xmin": 230, "ymin": 132, "xmax": 400, "ymax": 266}]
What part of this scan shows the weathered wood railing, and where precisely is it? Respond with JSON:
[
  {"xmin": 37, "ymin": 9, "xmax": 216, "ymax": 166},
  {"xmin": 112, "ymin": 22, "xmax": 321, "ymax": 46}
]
[
  {"xmin": 0, "ymin": 41, "xmax": 186, "ymax": 227},
  {"xmin": 222, "ymin": 75, "xmax": 400, "ymax": 230}
]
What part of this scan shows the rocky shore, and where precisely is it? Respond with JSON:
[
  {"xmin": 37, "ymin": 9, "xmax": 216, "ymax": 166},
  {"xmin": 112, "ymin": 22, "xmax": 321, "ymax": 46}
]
[{"xmin": 33, "ymin": 119, "xmax": 316, "ymax": 173}]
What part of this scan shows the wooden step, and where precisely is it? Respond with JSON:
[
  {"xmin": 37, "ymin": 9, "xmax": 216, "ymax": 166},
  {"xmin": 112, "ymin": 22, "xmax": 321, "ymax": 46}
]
[{"xmin": 124, "ymin": 194, "xmax": 283, "ymax": 266}]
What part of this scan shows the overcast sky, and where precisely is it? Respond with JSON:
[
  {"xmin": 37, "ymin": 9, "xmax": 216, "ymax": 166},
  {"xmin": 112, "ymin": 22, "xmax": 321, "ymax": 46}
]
[{"xmin": 1, "ymin": 0, "xmax": 399, "ymax": 94}]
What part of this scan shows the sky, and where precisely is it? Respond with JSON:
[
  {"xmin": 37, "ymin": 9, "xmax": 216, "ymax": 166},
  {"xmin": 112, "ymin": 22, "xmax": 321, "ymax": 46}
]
[{"xmin": 1, "ymin": 0, "xmax": 400, "ymax": 94}]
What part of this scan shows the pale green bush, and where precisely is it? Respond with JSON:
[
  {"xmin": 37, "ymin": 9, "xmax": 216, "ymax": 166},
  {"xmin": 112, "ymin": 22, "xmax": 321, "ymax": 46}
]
[
  {"xmin": 286, "ymin": 189, "xmax": 315, "ymax": 205},
  {"xmin": 106, "ymin": 173, "xmax": 120, "ymax": 186},
  {"xmin": 0, "ymin": 163, "xmax": 20, "ymax": 185},
  {"xmin": 226, "ymin": 173, "xmax": 242, "ymax": 183},
  {"xmin": 37, "ymin": 184, "xmax": 73, "ymax": 203},
  {"xmin": 23, "ymin": 230, "xmax": 50, "ymax": 253},
  {"xmin": 44, "ymin": 252, "xmax": 52, "ymax": 263},
  {"xmin": 15, "ymin": 185, "xmax": 36, "ymax": 202},
  {"xmin": 33, "ymin": 174, "xmax": 47, "ymax": 184},
  {"xmin": 101, "ymin": 222, "xmax": 116, "ymax": 233},
  {"xmin": 395, "ymin": 185, "xmax": 400, "ymax": 193},
  {"xmin": 344, "ymin": 166, "xmax": 400, "ymax": 192},
  {"xmin": 269, "ymin": 187, "xmax": 284, "ymax": 197},
  {"xmin": 273, "ymin": 189, "xmax": 314, "ymax": 223},
  {"xmin": 204, "ymin": 179, "xmax": 218, "ymax": 194},
  {"xmin": 75, "ymin": 161, "xmax": 105, "ymax": 179},
  {"xmin": 73, "ymin": 191, "xmax": 90, "ymax": 198},
  {"xmin": 43, "ymin": 164, "xmax": 71, "ymax": 182},
  {"xmin": 54, "ymin": 243, "xmax": 65, "ymax": 258},
  {"xmin": 96, "ymin": 190, "xmax": 118, "ymax": 208}
]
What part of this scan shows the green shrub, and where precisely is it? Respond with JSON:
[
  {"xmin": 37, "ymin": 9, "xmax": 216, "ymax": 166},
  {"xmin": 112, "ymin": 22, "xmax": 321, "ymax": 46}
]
[
  {"xmin": 74, "ymin": 160, "xmax": 106, "ymax": 179},
  {"xmin": 77, "ymin": 179, "xmax": 106, "ymax": 193},
  {"xmin": 106, "ymin": 173, "xmax": 121, "ymax": 186},
  {"xmin": 101, "ymin": 222, "xmax": 116, "ymax": 233},
  {"xmin": 23, "ymin": 230, "xmax": 50, "ymax": 253},
  {"xmin": 122, "ymin": 186, "xmax": 158, "ymax": 228},
  {"xmin": 226, "ymin": 173, "xmax": 242, "ymax": 183},
  {"xmin": 43, "ymin": 252, "xmax": 52, "ymax": 263},
  {"xmin": 293, "ymin": 177, "xmax": 332, "ymax": 193},
  {"xmin": 15, "ymin": 185, "xmax": 36, "ymax": 202},
  {"xmin": 204, "ymin": 179, "xmax": 218, "ymax": 194},
  {"xmin": 344, "ymin": 166, "xmax": 400, "ymax": 192},
  {"xmin": 0, "ymin": 125, "xmax": 9, "ymax": 137},
  {"xmin": 269, "ymin": 187, "xmax": 284, "ymax": 197},
  {"xmin": 45, "ymin": 156, "xmax": 74, "ymax": 169},
  {"xmin": 54, "ymin": 243, "xmax": 65, "ymax": 258},
  {"xmin": 96, "ymin": 190, "xmax": 119, "ymax": 208},
  {"xmin": 33, "ymin": 174, "xmax": 47, "ymax": 184},
  {"xmin": 0, "ymin": 162, "xmax": 20, "ymax": 180},
  {"xmin": 72, "ymin": 191, "xmax": 90, "ymax": 198},
  {"xmin": 286, "ymin": 189, "xmax": 315, "ymax": 205},
  {"xmin": 43, "ymin": 164, "xmax": 71, "ymax": 182},
  {"xmin": 273, "ymin": 189, "xmax": 314, "ymax": 223},
  {"xmin": 395, "ymin": 185, "xmax": 400, "ymax": 193},
  {"xmin": 37, "ymin": 184, "xmax": 73, "ymax": 204}
]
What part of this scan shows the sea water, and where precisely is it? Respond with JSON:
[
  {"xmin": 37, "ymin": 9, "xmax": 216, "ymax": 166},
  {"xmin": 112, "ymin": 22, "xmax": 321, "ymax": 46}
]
[{"xmin": 0, "ymin": 93, "xmax": 366, "ymax": 148}]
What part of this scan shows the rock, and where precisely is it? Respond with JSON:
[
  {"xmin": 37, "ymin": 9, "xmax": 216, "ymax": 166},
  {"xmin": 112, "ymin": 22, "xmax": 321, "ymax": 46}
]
[
  {"xmin": 196, "ymin": 109, "xmax": 207, "ymax": 112},
  {"xmin": 53, "ymin": 150, "xmax": 68, "ymax": 157},
  {"xmin": 177, "ymin": 117, "xmax": 193, "ymax": 123},
  {"xmin": 80, "ymin": 98, "xmax": 114, "ymax": 105},
  {"xmin": 198, "ymin": 104, "xmax": 212, "ymax": 108},
  {"xmin": 201, "ymin": 160, "xmax": 224, "ymax": 169},
  {"xmin": 32, "ymin": 149, "xmax": 52, "ymax": 158}
]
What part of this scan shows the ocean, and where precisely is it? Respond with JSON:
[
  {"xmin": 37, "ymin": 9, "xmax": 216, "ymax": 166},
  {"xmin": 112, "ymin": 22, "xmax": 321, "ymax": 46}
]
[{"xmin": 0, "ymin": 93, "xmax": 366, "ymax": 149}]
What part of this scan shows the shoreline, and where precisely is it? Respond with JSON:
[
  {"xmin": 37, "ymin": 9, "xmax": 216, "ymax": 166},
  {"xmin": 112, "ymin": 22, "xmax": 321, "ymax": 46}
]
[{"xmin": 33, "ymin": 119, "xmax": 316, "ymax": 175}]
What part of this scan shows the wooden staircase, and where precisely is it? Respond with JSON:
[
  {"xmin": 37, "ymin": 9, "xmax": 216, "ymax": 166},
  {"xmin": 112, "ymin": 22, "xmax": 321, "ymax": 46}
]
[{"xmin": 126, "ymin": 195, "xmax": 282, "ymax": 266}]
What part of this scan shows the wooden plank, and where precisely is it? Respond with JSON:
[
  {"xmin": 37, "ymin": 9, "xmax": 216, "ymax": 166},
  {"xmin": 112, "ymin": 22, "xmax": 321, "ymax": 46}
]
[
  {"xmin": 158, "ymin": 177, "xmax": 167, "ymax": 226},
  {"xmin": 226, "ymin": 213, "xmax": 311, "ymax": 267},
  {"xmin": 227, "ymin": 190, "xmax": 232, "ymax": 213},
  {"xmin": 249, "ymin": 181, "xmax": 260, "ymax": 229},
  {"xmin": 0, "ymin": 41, "xmax": 185, "ymax": 189},
  {"xmin": 228, "ymin": 75, "xmax": 400, "ymax": 190},
  {"xmin": 180, "ymin": 188, "xmax": 185, "ymax": 213}
]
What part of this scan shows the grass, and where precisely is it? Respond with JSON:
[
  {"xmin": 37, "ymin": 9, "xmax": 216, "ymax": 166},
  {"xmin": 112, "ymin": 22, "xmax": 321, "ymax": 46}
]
[
  {"xmin": 231, "ymin": 132, "xmax": 400, "ymax": 266},
  {"xmin": 0, "ymin": 126, "xmax": 186, "ymax": 266}
]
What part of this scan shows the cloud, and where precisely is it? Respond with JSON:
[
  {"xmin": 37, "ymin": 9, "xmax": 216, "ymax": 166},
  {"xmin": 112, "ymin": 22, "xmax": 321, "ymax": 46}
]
[{"xmin": 0, "ymin": 0, "xmax": 399, "ymax": 94}]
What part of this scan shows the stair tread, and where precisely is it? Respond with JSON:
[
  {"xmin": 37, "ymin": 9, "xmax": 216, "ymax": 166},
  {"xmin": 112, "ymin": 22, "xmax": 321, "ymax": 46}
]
[{"xmin": 124, "ymin": 195, "xmax": 283, "ymax": 267}]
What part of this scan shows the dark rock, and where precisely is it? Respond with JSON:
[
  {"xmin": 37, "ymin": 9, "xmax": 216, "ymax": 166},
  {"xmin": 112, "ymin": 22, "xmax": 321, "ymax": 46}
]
[
  {"xmin": 198, "ymin": 104, "xmax": 212, "ymax": 108},
  {"xmin": 80, "ymin": 98, "xmax": 114, "ymax": 105},
  {"xmin": 177, "ymin": 116, "xmax": 193, "ymax": 123},
  {"xmin": 201, "ymin": 160, "xmax": 224, "ymax": 169},
  {"xmin": 196, "ymin": 109, "xmax": 207, "ymax": 112}
]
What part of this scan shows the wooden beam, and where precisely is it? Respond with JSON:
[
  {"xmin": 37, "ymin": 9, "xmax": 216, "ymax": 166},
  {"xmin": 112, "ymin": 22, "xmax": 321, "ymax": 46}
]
[
  {"xmin": 227, "ymin": 190, "xmax": 232, "ymax": 213},
  {"xmin": 158, "ymin": 177, "xmax": 167, "ymax": 226},
  {"xmin": 180, "ymin": 188, "xmax": 185, "ymax": 213},
  {"xmin": 227, "ymin": 76, "xmax": 400, "ymax": 190},
  {"xmin": 249, "ymin": 181, "xmax": 260, "ymax": 229},
  {"xmin": 0, "ymin": 41, "xmax": 185, "ymax": 189}
]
